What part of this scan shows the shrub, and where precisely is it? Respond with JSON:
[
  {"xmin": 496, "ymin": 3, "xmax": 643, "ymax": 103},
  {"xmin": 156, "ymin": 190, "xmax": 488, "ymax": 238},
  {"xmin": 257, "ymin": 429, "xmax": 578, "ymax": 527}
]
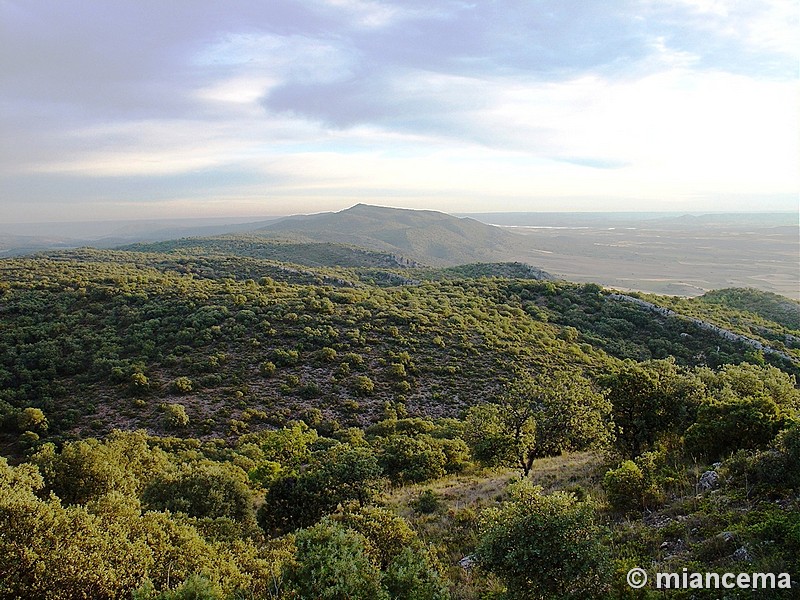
[
  {"xmin": 685, "ymin": 393, "xmax": 785, "ymax": 460},
  {"xmin": 273, "ymin": 349, "xmax": 299, "ymax": 366},
  {"xmin": 602, "ymin": 460, "xmax": 660, "ymax": 513},
  {"xmin": 17, "ymin": 407, "xmax": 48, "ymax": 433},
  {"xmin": 172, "ymin": 377, "xmax": 193, "ymax": 394},
  {"xmin": 378, "ymin": 436, "xmax": 446, "ymax": 484},
  {"xmin": 258, "ymin": 361, "xmax": 276, "ymax": 377},
  {"xmin": 318, "ymin": 347, "xmax": 338, "ymax": 362},
  {"xmin": 162, "ymin": 403, "xmax": 189, "ymax": 429},
  {"xmin": 413, "ymin": 489, "xmax": 443, "ymax": 514},
  {"xmin": 286, "ymin": 521, "xmax": 387, "ymax": 600},
  {"xmin": 476, "ymin": 481, "xmax": 609, "ymax": 599},
  {"xmin": 353, "ymin": 375, "xmax": 375, "ymax": 396}
]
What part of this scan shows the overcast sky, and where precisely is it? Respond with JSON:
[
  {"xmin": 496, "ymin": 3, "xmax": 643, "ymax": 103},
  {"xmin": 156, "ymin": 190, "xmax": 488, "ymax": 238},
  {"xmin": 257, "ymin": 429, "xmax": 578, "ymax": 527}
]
[{"xmin": 1, "ymin": 0, "xmax": 797, "ymax": 222}]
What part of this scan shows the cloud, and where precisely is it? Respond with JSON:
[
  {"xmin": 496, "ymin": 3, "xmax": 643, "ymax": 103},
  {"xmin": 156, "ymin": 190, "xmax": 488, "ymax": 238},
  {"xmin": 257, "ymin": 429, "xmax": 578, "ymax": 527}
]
[{"xmin": 0, "ymin": 0, "xmax": 796, "ymax": 220}]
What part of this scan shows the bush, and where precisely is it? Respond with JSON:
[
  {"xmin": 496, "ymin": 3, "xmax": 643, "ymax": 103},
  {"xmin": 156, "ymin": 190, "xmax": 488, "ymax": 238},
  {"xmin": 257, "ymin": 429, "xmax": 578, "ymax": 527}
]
[
  {"xmin": 602, "ymin": 460, "xmax": 661, "ymax": 513},
  {"xmin": 130, "ymin": 372, "xmax": 149, "ymax": 391},
  {"xmin": 725, "ymin": 422, "xmax": 800, "ymax": 491},
  {"xmin": 476, "ymin": 481, "xmax": 609, "ymax": 599},
  {"xmin": 142, "ymin": 460, "xmax": 256, "ymax": 525},
  {"xmin": 172, "ymin": 377, "xmax": 193, "ymax": 394},
  {"xmin": 318, "ymin": 347, "xmax": 338, "ymax": 362},
  {"xmin": 162, "ymin": 403, "xmax": 189, "ymax": 429},
  {"xmin": 258, "ymin": 361, "xmax": 276, "ymax": 377},
  {"xmin": 353, "ymin": 375, "xmax": 375, "ymax": 396},
  {"xmin": 273, "ymin": 349, "xmax": 299, "ymax": 366},
  {"xmin": 413, "ymin": 489, "xmax": 442, "ymax": 514},
  {"xmin": 17, "ymin": 407, "xmax": 48, "ymax": 433},
  {"xmin": 377, "ymin": 436, "xmax": 446, "ymax": 484},
  {"xmin": 286, "ymin": 521, "xmax": 387, "ymax": 600},
  {"xmin": 685, "ymin": 393, "xmax": 785, "ymax": 460}
]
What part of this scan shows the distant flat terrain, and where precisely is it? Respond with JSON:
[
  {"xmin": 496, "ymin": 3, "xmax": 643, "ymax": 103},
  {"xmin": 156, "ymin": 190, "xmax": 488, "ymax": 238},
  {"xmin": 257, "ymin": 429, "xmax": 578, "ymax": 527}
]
[
  {"xmin": 472, "ymin": 213, "xmax": 799, "ymax": 298},
  {"xmin": 4, "ymin": 207, "xmax": 798, "ymax": 298}
]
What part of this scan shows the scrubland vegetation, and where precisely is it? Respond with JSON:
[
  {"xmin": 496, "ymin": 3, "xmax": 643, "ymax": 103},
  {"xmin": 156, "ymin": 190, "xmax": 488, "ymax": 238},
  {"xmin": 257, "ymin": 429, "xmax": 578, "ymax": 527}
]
[{"xmin": 1, "ymin": 243, "xmax": 798, "ymax": 598}]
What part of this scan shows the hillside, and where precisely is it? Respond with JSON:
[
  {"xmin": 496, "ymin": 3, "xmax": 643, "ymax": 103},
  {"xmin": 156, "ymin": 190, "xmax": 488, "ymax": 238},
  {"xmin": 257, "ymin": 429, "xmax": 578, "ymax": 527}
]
[
  {"xmin": 122, "ymin": 236, "xmax": 422, "ymax": 270},
  {"xmin": 253, "ymin": 204, "xmax": 521, "ymax": 266},
  {"xmin": 699, "ymin": 288, "xmax": 800, "ymax": 331},
  {"xmin": 0, "ymin": 248, "xmax": 795, "ymax": 446},
  {"xmin": 1, "ymin": 245, "xmax": 799, "ymax": 599}
]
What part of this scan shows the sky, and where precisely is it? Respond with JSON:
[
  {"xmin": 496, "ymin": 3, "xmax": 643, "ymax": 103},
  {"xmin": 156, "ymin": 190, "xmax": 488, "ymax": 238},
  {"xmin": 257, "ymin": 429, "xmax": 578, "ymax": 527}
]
[{"xmin": 1, "ymin": 0, "xmax": 798, "ymax": 223}]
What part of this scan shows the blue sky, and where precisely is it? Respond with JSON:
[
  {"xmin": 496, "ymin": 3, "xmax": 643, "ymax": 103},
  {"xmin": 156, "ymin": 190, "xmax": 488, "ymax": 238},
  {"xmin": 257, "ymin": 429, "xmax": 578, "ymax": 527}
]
[{"xmin": 1, "ymin": 0, "xmax": 797, "ymax": 222}]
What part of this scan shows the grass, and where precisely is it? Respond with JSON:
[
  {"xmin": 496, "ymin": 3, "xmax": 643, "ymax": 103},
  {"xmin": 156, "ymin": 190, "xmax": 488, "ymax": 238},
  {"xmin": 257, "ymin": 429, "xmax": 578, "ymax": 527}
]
[{"xmin": 382, "ymin": 452, "xmax": 610, "ymax": 599}]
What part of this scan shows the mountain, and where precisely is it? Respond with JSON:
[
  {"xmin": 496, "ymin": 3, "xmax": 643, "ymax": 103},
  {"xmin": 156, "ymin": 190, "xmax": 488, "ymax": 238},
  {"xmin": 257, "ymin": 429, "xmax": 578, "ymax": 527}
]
[{"xmin": 253, "ymin": 203, "xmax": 521, "ymax": 266}]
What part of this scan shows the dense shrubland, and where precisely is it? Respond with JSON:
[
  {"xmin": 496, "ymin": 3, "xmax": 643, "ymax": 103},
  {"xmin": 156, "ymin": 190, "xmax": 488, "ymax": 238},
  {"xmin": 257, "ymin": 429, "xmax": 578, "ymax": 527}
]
[{"xmin": 1, "ymin": 246, "xmax": 798, "ymax": 598}]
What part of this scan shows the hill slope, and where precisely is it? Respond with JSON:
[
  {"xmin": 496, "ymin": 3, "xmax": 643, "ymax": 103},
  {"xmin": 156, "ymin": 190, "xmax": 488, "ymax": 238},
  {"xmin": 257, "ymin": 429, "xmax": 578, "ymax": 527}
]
[
  {"xmin": 254, "ymin": 204, "xmax": 520, "ymax": 266},
  {"xmin": 0, "ymin": 248, "xmax": 795, "ymax": 446}
]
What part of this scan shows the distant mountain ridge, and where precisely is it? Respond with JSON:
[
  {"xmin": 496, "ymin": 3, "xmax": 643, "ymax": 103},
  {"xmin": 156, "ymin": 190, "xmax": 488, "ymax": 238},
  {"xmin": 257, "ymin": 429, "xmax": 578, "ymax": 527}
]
[{"xmin": 253, "ymin": 203, "xmax": 520, "ymax": 266}]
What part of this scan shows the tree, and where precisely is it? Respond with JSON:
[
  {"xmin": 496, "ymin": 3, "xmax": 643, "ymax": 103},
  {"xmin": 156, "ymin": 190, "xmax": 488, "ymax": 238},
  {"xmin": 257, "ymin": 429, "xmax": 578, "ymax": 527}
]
[
  {"xmin": 17, "ymin": 407, "xmax": 48, "ymax": 433},
  {"xmin": 258, "ymin": 443, "xmax": 384, "ymax": 533},
  {"xmin": 510, "ymin": 370, "xmax": 611, "ymax": 458},
  {"xmin": 685, "ymin": 392, "xmax": 786, "ymax": 459},
  {"xmin": 162, "ymin": 402, "xmax": 189, "ymax": 429},
  {"xmin": 465, "ymin": 370, "xmax": 610, "ymax": 476},
  {"xmin": 463, "ymin": 403, "xmax": 531, "ymax": 471},
  {"xmin": 476, "ymin": 481, "xmax": 609, "ymax": 599},
  {"xmin": 31, "ymin": 430, "xmax": 169, "ymax": 505},
  {"xmin": 602, "ymin": 359, "xmax": 703, "ymax": 458}
]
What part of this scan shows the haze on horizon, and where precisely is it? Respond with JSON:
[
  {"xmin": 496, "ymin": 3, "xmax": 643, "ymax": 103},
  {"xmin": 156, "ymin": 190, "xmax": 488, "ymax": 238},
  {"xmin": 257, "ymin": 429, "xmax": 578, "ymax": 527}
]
[{"xmin": 1, "ymin": 0, "xmax": 798, "ymax": 223}]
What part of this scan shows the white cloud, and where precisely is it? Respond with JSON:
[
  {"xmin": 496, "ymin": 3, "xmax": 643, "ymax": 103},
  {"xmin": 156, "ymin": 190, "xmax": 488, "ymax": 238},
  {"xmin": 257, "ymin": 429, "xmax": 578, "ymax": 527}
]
[{"xmin": 1, "ymin": 0, "xmax": 796, "ymax": 218}]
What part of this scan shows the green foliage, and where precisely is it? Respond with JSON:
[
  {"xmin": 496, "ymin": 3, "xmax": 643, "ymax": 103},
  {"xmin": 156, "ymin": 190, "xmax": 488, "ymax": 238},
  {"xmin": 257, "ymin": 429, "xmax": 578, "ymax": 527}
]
[
  {"xmin": 476, "ymin": 481, "xmax": 609, "ymax": 599},
  {"xmin": 699, "ymin": 287, "xmax": 800, "ymax": 331},
  {"xmin": 685, "ymin": 393, "xmax": 786, "ymax": 459},
  {"xmin": 463, "ymin": 403, "xmax": 520, "ymax": 467},
  {"xmin": 286, "ymin": 520, "xmax": 388, "ymax": 600},
  {"xmin": 130, "ymin": 371, "xmax": 150, "ymax": 391},
  {"xmin": 142, "ymin": 460, "xmax": 256, "ymax": 524},
  {"xmin": 464, "ymin": 370, "xmax": 610, "ymax": 476},
  {"xmin": 258, "ymin": 443, "xmax": 383, "ymax": 533},
  {"xmin": 133, "ymin": 575, "xmax": 223, "ymax": 600},
  {"xmin": 353, "ymin": 374, "xmax": 375, "ymax": 396},
  {"xmin": 332, "ymin": 504, "xmax": 418, "ymax": 569},
  {"xmin": 413, "ymin": 489, "xmax": 443, "ymax": 514},
  {"xmin": 31, "ymin": 430, "xmax": 169, "ymax": 505},
  {"xmin": 377, "ymin": 435, "xmax": 447, "ymax": 484},
  {"xmin": 724, "ymin": 421, "xmax": 800, "ymax": 491},
  {"xmin": 17, "ymin": 406, "xmax": 48, "ymax": 432},
  {"xmin": 258, "ymin": 360, "xmax": 276, "ymax": 377},
  {"xmin": 162, "ymin": 402, "xmax": 190, "ymax": 429},
  {"xmin": 602, "ymin": 460, "xmax": 662, "ymax": 513},
  {"xmin": 172, "ymin": 377, "xmax": 194, "ymax": 394},
  {"xmin": 508, "ymin": 370, "xmax": 612, "ymax": 458},
  {"xmin": 247, "ymin": 421, "xmax": 318, "ymax": 468},
  {"xmin": 272, "ymin": 348, "xmax": 299, "ymax": 366},
  {"xmin": 603, "ymin": 359, "xmax": 704, "ymax": 457},
  {"xmin": 383, "ymin": 545, "xmax": 451, "ymax": 600},
  {"xmin": 1, "ymin": 242, "xmax": 799, "ymax": 598}
]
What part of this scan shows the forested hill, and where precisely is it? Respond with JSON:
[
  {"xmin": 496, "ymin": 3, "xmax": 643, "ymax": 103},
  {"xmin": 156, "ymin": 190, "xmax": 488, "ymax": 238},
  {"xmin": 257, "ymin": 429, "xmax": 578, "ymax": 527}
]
[
  {"xmin": 0, "ymin": 247, "xmax": 796, "ymax": 445},
  {"xmin": 251, "ymin": 203, "xmax": 521, "ymax": 265},
  {"xmin": 1, "ymin": 245, "xmax": 799, "ymax": 599}
]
